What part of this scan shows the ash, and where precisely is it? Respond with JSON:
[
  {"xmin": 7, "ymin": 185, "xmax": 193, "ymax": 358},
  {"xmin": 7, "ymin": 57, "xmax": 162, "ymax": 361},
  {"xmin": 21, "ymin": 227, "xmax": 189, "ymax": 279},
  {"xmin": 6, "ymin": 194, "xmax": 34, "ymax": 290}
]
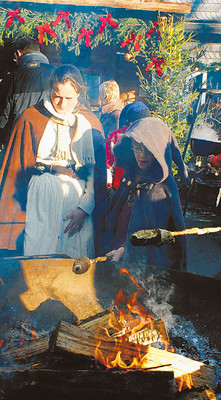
[
  {"xmin": 169, "ymin": 314, "xmax": 221, "ymax": 391},
  {"xmin": 0, "ymin": 322, "xmax": 49, "ymax": 368}
]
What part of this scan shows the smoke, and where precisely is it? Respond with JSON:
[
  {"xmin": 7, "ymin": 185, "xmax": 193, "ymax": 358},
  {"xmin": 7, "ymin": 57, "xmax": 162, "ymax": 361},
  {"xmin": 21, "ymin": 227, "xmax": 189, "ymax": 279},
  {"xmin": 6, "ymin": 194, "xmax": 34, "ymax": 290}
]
[{"xmin": 139, "ymin": 273, "xmax": 176, "ymax": 331}]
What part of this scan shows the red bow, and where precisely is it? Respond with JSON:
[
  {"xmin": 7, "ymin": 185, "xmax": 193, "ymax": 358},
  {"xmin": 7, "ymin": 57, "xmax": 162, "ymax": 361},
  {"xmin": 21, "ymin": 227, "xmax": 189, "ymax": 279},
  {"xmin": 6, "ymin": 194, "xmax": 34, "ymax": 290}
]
[
  {"xmin": 121, "ymin": 32, "xmax": 142, "ymax": 52},
  {"xmin": 36, "ymin": 23, "xmax": 57, "ymax": 44},
  {"xmin": 145, "ymin": 56, "xmax": 164, "ymax": 76},
  {"xmin": 51, "ymin": 11, "xmax": 71, "ymax": 29},
  {"xmin": 77, "ymin": 27, "xmax": 93, "ymax": 47},
  {"xmin": 99, "ymin": 13, "xmax": 118, "ymax": 34},
  {"xmin": 6, "ymin": 9, "xmax": 24, "ymax": 28},
  {"xmin": 146, "ymin": 21, "xmax": 161, "ymax": 40}
]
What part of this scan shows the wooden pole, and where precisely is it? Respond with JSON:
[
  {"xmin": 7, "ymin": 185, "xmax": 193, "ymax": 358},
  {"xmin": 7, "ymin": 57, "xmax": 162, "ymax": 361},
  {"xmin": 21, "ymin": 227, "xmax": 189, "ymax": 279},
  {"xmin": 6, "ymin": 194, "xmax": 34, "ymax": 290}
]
[
  {"xmin": 0, "ymin": 0, "xmax": 191, "ymax": 14},
  {"xmin": 130, "ymin": 227, "xmax": 221, "ymax": 246},
  {"xmin": 170, "ymin": 226, "xmax": 221, "ymax": 236}
]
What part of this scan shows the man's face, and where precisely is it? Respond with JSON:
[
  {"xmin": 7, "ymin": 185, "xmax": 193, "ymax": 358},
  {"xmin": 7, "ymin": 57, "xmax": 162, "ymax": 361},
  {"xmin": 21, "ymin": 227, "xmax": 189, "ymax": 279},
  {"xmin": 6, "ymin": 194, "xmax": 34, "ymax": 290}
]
[{"xmin": 51, "ymin": 80, "xmax": 80, "ymax": 114}]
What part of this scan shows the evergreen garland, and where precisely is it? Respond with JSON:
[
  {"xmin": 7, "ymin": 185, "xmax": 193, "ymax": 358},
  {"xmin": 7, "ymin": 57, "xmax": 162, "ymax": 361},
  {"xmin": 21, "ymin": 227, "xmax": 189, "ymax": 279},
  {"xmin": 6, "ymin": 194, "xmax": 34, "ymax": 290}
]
[{"xmin": 0, "ymin": 5, "xmax": 220, "ymax": 161}]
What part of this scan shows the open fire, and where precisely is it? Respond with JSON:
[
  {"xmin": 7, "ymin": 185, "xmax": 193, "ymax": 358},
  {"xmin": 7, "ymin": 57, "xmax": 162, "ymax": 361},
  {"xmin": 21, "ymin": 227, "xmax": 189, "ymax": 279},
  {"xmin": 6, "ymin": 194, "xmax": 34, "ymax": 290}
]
[
  {"xmin": 93, "ymin": 268, "xmax": 214, "ymax": 393},
  {"xmin": 95, "ymin": 267, "xmax": 168, "ymax": 365},
  {"xmin": 0, "ymin": 256, "xmax": 220, "ymax": 399}
]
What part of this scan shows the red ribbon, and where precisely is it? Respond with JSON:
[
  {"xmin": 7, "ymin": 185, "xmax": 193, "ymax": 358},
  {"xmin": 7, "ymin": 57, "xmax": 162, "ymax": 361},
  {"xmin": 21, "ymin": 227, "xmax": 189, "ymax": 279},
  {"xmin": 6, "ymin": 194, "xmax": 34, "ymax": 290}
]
[
  {"xmin": 99, "ymin": 13, "xmax": 118, "ymax": 34},
  {"xmin": 121, "ymin": 32, "xmax": 142, "ymax": 52},
  {"xmin": 36, "ymin": 23, "xmax": 57, "ymax": 44},
  {"xmin": 145, "ymin": 56, "xmax": 164, "ymax": 76},
  {"xmin": 6, "ymin": 9, "xmax": 24, "ymax": 28},
  {"xmin": 146, "ymin": 21, "xmax": 161, "ymax": 40},
  {"xmin": 51, "ymin": 11, "xmax": 71, "ymax": 29},
  {"xmin": 77, "ymin": 27, "xmax": 93, "ymax": 47}
]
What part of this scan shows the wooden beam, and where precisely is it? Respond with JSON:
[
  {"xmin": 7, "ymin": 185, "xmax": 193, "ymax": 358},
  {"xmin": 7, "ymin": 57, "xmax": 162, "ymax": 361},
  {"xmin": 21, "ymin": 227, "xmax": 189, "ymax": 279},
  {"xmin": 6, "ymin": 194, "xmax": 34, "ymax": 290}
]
[
  {"xmin": 0, "ymin": 368, "xmax": 175, "ymax": 400},
  {"xmin": 1, "ymin": 0, "xmax": 191, "ymax": 14},
  {"xmin": 185, "ymin": 22, "xmax": 221, "ymax": 34}
]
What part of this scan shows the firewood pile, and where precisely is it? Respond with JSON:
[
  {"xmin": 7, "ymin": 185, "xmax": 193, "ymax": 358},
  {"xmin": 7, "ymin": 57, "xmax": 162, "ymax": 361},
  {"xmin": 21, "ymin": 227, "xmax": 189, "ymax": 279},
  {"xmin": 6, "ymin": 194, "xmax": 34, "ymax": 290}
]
[{"xmin": 0, "ymin": 310, "xmax": 217, "ymax": 400}]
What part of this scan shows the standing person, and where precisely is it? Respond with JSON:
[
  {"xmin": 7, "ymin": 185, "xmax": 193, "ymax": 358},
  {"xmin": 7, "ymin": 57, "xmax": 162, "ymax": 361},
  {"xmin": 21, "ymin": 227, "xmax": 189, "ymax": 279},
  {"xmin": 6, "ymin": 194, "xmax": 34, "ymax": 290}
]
[
  {"xmin": 99, "ymin": 80, "xmax": 122, "ymax": 139},
  {"xmin": 0, "ymin": 35, "xmax": 54, "ymax": 146},
  {"xmin": 105, "ymin": 117, "xmax": 187, "ymax": 271},
  {"xmin": 0, "ymin": 65, "xmax": 97, "ymax": 259},
  {"xmin": 106, "ymin": 101, "xmax": 151, "ymax": 192}
]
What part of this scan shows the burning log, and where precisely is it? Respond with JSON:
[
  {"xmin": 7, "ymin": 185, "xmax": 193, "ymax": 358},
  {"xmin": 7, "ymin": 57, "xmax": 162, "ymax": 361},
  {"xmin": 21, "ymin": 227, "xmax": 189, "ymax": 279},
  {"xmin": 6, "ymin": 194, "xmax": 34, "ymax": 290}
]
[
  {"xmin": 76, "ymin": 310, "xmax": 111, "ymax": 331},
  {"xmin": 4, "ymin": 305, "xmax": 163, "ymax": 354},
  {"xmin": 50, "ymin": 321, "xmax": 215, "ymax": 393},
  {"xmin": 130, "ymin": 226, "xmax": 221, "ymax": 246},
  {"xmin": 0, "ymin": 310, "xmax": 168, "ymax": 360},
  {"xmin": 0, "ymin": 335, "xmax": 50, "ymax": 361},
  {"xmin": 51, "ymin": 321, "xmax": 147, "ymax": 361},
  {"xmin": 126, "ymin": 317, "xmax": 169, "ymax": 346},
  {"xmin": 77, "ymin": 310, "xmax": 169, "ymax": 346},
  {"xmin": 0, "ymin": 319, "xmax": 216, "ymax": 397}
]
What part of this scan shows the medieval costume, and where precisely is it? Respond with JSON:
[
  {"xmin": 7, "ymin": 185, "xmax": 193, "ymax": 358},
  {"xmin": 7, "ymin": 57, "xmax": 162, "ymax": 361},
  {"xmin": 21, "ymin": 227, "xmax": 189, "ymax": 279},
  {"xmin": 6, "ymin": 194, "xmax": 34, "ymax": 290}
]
[
  {"xmin": 0, "ymin": 97, "xmax": 96, "ymax": 258},
  {"xmin": 105, "ymin": 117, "xmax": 187, "ymax": 271}
]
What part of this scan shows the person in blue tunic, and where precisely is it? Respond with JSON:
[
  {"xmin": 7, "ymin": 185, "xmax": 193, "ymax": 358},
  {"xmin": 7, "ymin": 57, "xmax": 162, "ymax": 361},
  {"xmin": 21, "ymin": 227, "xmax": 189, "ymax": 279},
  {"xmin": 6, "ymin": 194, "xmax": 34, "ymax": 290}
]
[{"xmin": 105, "ymin": 117, "xmax": 187, "ymax": 271}]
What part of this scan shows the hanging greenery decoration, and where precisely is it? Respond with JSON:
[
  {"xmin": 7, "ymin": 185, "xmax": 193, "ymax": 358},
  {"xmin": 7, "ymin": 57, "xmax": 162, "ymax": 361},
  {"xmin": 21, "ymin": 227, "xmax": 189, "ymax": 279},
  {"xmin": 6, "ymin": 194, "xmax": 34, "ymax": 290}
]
[
  {"xmin": 0, "ymin": 6, "xmax": 163, "ymax": 70},
  {"xmin": 0, "ymin": 6, "xmax": 219, "ymax": 73},
  {"xmin": 0, "ymin": 5, "xmax": 219, "ymax": 159}
]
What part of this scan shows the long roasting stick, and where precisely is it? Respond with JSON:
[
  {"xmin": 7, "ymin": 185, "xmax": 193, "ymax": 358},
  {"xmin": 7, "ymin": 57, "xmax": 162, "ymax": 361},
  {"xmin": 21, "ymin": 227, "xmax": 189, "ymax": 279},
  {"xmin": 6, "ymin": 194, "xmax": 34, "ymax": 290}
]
[
  {"xmin": 170, "ymin": 226, "xmax": 221, "ymax": 236},
  {"xmin": 72, "ymin": 228, "xmax": 221, "ymax": 268},
  {"xmin": 130, "ymin": 226, "xmax": 221, "ymax": 247}
]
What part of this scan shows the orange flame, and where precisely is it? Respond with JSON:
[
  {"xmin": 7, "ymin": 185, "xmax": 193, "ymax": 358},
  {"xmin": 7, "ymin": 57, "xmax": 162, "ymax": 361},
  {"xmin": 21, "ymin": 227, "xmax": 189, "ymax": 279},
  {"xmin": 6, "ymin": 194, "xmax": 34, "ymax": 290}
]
[
  {"xmin": 95, "ymin": 269, "xmax": 162, "ymax": 370},
  {"xmin": 20, "ymin": 335, "xmax": 25, "ymax": 346},
  {"xmin": 94, "ymin": 267, "xmax": 197, "ymax": 393},
  {"xmin": 119, "ymin": 268, "xmax": 146, "ymax": 292},
  {"xmin": 31, "ymin": 329, "xmax": 36, "ymax": 340},
  {"xmin": 177, "ymin": 373, "xmax": 193, "ymax": 392},
  {"xmin": 0, "ymin": 278, "xmax": 4, "ymax": 286},
  {"xmin": 112, "ymin": 288, "xmax": 155, "ymax": 337}
]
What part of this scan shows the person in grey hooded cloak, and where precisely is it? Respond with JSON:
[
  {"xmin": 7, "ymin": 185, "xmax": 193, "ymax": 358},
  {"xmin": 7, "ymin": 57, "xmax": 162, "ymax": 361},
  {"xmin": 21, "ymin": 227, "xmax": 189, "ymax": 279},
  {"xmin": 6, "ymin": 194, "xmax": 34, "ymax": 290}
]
[{"xmin": 105, "ymin": 117, "xmax": 187, "ymax": 271}]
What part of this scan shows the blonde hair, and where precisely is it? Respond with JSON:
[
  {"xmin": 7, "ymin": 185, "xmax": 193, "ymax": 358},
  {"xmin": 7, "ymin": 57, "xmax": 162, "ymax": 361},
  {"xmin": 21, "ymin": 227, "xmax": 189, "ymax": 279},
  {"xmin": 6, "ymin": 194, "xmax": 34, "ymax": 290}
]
[{"xmin": 99, "ymin": 80, "xmax": 120, "ymax": 103}]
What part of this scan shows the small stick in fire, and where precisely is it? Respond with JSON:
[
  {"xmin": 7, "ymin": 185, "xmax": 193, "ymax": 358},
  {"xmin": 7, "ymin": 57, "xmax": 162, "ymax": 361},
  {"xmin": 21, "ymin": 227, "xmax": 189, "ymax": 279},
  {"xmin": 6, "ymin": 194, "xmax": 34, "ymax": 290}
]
[
  {"xmin": 73, "ymin": 256, "xmax": 107, "ymax": 274},
  {"xmin": 130, "ymin": 226, "xmax": 221, "ymax": 247}
]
